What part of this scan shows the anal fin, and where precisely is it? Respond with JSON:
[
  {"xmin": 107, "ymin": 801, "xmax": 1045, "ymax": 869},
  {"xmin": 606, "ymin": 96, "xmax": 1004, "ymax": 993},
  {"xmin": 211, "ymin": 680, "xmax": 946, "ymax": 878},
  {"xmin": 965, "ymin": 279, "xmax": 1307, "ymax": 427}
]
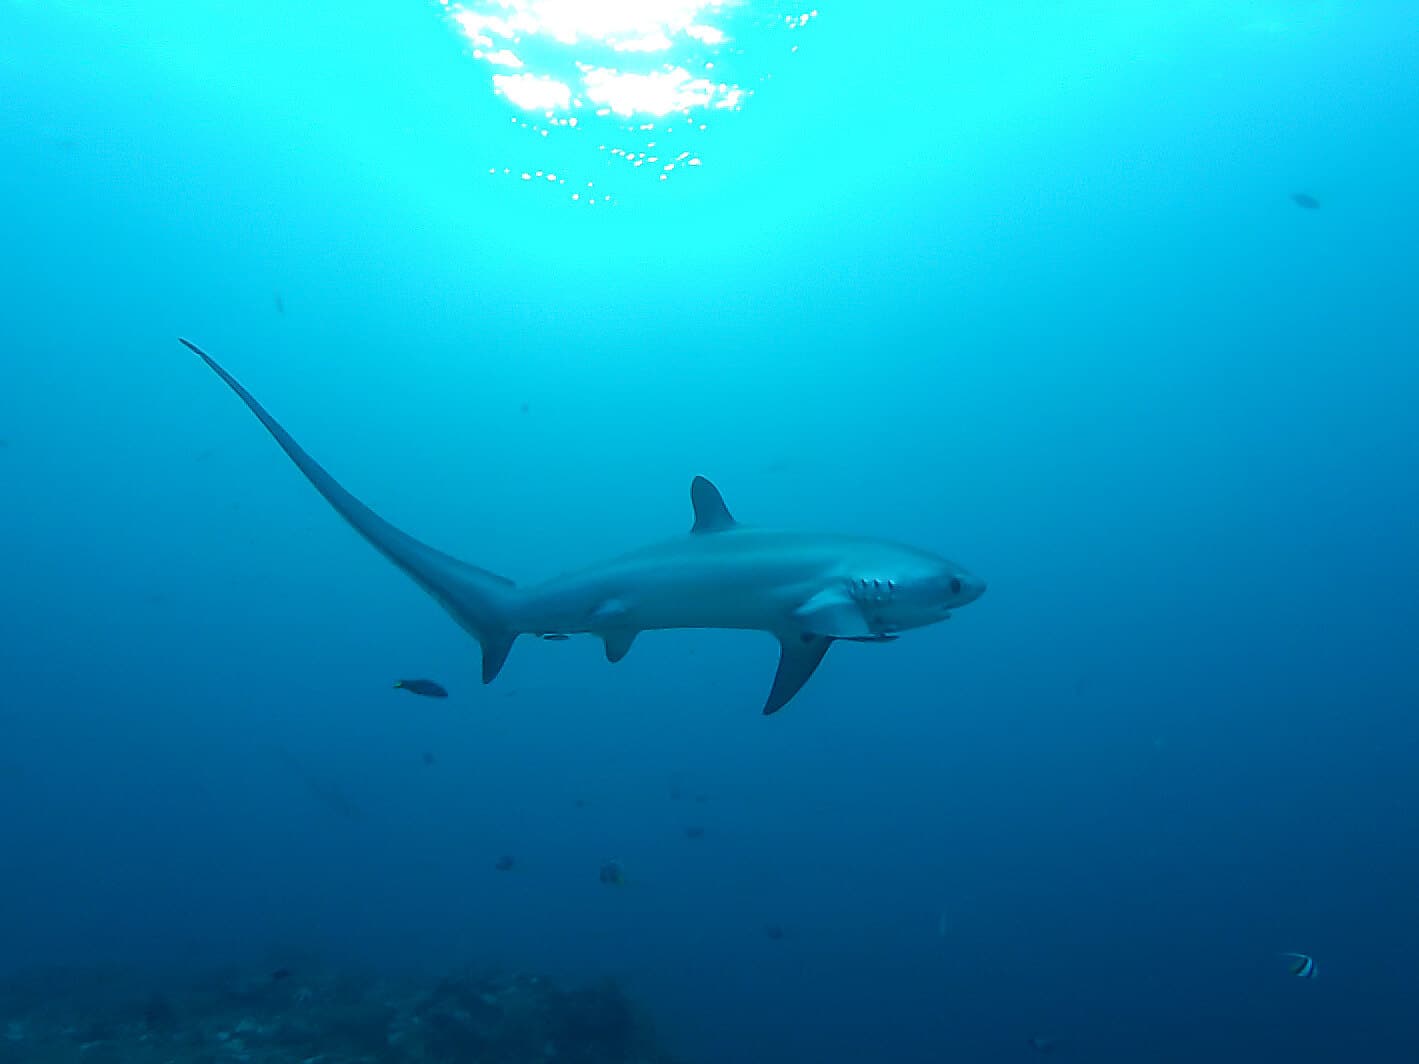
[
  {"xmin": 763, "ymin": 634, "xmax": 833, "ymax": 715},
  {"xmin": 481, "ymin": 633, "xmax": 516, "ymax": 684}
]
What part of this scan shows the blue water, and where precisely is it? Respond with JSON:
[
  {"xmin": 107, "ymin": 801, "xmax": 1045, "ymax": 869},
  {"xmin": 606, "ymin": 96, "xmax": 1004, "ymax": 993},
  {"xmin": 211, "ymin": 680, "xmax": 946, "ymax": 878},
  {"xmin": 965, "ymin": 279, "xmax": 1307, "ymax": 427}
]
[{"xmin": 3, "ymin": 1, "xmax": 1417, "ymax": 1060}]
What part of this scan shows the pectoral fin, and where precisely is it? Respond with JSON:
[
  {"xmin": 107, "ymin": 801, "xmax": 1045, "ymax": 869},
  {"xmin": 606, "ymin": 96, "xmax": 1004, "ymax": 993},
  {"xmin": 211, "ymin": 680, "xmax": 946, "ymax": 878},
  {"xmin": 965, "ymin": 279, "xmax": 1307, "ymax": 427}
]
[
  {"xmin": 601, "ymin": 630, "xmax": 638, "ymax": 663},
  {"xmin": 763, "ymin": 634, "xmax": 833, "ymax": 715},
  {"xmin": 794, "ymin": 588, "xmax": 874, "ymax": 638},
  {"xmin": 593, "ymin": 598, "xmax": 629, "ymax": 621}
]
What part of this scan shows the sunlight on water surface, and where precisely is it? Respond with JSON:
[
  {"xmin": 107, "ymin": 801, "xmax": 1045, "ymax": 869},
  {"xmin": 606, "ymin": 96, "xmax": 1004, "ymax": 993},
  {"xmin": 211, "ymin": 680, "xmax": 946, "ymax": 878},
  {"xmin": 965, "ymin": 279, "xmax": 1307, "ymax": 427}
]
[{"xmin": 437, "ymin": 0, "xmax": 817, "ymax": 204}]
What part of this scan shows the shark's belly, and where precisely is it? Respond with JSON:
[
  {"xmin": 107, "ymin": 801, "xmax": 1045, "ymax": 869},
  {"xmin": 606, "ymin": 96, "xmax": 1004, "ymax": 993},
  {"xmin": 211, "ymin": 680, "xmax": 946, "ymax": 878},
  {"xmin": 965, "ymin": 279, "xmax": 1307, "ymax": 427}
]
[
  {"xmin": 621, "ymin": 580, "xmax": 795, "ymax": 631},
  {"xmin": 520, "ymin": 559, "xmax": 821, "ymax": 635}
]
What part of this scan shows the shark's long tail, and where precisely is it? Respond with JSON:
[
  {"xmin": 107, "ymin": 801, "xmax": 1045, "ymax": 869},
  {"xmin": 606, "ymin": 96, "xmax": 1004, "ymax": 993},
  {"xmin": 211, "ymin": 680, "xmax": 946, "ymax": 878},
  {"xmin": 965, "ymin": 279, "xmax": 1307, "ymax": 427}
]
[{"xmin": 181, "ymin": 339, "xmax": 521, "ymax": 683}]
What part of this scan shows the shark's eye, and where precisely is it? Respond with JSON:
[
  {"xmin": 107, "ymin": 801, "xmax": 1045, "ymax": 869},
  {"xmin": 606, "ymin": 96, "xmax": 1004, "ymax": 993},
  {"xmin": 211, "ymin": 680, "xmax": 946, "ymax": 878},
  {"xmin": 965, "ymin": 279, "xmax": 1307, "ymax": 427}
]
[{"xmin": 950, "ymin": 577, "xmax": 962, "ymax": 595}]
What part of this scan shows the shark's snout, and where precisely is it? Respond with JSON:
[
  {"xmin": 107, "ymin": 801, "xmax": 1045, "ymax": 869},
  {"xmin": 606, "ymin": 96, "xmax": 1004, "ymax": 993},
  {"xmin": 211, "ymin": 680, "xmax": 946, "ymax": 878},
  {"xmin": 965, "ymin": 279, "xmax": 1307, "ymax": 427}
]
[
  {"xmin": 942, "ymin": 570, "xmax": 987, "ymax": 612},
  {"xmin": 962, "ymin": 573, "xmax": 987, "ymax": 603}
]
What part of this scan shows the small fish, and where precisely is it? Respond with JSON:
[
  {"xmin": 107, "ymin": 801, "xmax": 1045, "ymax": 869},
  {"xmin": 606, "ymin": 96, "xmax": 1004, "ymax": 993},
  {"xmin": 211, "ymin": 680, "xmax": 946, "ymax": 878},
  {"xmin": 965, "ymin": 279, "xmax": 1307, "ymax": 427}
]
[
  {"xmin": 1281, "ymin": 951, "xmax": 1317, "ymax": 978},
  {"xmin": 277, "ymin": 749, "xmax": 364, "ymax": 822},
  {"xmin": 273, "ymin": 293, "xmax": 285, "ymax": 314},
  {"xmin": 540, "ymin": 633, "xmax": 569, "ymax": 641},
  {"xmin": 421, "ymin": 751, "xmax": 436, "ymax": 767},
  {"xmin": 519, "ymin": 401, "xmax": 530, "ymax": 414},
  {"xmin": 599, "ymin": 859, "xmax": 626, "ymax": 886},
  {"xmin": 763, "ymin": 923, "xmax": 785, "ymax": 941},
  {"xmin": 270, "ymin": 968, "xmax": 291, "ymax": 982},
  {"xmin": 495, "ymin": 855, "xmax": 515, "ymax": 872},
  {"xmin": 1290, "ymin": 192, "xmax": 1320, "ymax": 209},
  {"xmin": 393, "ymin": 678, "xmax": 448, "ymax": 698},
  {"xmin": 684, "ymin": 825, "xmax": 706, "ymax": 840},
  {"xmin": 1028, "ymin": 1035, "xmax": 1061, "ymax": 1053}
]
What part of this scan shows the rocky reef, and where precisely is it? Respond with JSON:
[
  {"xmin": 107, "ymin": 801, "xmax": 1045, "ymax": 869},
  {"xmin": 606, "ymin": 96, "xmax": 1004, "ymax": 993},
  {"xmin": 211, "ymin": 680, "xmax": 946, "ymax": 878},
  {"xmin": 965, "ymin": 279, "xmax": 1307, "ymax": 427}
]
[{"xmin": 0, "ymin": 964, "xmax": 681, "ymax": 1064}]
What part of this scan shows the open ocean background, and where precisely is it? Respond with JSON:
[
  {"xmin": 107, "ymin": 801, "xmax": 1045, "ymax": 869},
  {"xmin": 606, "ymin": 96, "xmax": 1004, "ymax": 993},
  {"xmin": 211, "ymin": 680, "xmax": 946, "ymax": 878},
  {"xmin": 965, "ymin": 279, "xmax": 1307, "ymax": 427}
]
[{"xmin": 2, "ymin": 2, "xmax": 1417, "ymax": 1061}]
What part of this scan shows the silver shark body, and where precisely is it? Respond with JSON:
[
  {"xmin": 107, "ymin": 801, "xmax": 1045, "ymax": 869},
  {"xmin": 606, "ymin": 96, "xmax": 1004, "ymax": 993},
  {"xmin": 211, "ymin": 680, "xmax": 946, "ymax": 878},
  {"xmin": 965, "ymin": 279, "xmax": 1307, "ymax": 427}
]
[{"xmin": 182, "ymin": 340, "xmax": 986, "ymax": 714}]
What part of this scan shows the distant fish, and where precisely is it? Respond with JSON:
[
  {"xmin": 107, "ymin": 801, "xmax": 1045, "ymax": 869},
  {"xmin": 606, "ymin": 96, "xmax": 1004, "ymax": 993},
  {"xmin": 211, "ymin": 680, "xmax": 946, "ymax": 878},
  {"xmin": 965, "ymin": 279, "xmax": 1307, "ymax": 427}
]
[
  {"xmin": 495, "ymin": 854, "xmax": 515, "ymax": 872},
  {"xmin": 599, "ymin": 859, "xmax": 626, "ymax": 886},
  {"xmin": 763, "ymin": 923, "xmax": 785, "ymax": 941},
  {"xmin": 421, "ymin": 751, "xmax": 437, "ymax": 767},
  {"xmin": 684, "ymin": 825, "xmax": 706, "ymax": 840},
  {"xmin": 540, "ymin": 633, "xmax": 570, "ymax": 641},
  {"xmin": 1290, "ymin": 192, "xmax": 1321, "ymax": 209},
  {"xmin": 270, "ymin": 967, "xmax": 291, "ymax": 982},
  {"xmin": 1028, "ymin": 1035, "xmax": 1061, "ymax": 1053},
  {"xmin": 1280, "ymin": 951, "xmax": 1317, "ymax": 978},
  {"xmin": 393, "ymin": 678, "xmax": 448, "ymax": 698},
  {"xmin": 273, "ymin": 292, "xmax": 285, "ymax": 314},
  {"xmin": 275, "ymin": 748, "xmax": 364, "ymax": 822}
]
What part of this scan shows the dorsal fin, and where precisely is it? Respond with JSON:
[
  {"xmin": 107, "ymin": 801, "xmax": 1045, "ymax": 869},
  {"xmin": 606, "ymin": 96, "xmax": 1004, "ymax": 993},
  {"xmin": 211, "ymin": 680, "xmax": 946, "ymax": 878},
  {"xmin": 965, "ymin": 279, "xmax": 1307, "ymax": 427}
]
[{"xmin": 690, "ymin": 476, "xmax": 737, "ymax": 534}]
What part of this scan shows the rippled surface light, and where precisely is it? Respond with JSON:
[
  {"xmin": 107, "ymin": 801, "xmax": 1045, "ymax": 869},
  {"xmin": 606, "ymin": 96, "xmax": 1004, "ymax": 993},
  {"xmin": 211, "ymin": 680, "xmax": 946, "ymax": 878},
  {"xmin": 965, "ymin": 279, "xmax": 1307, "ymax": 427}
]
[{"xmin": 439, "ymin": 0, "xmax": 818, "ymax": 204}]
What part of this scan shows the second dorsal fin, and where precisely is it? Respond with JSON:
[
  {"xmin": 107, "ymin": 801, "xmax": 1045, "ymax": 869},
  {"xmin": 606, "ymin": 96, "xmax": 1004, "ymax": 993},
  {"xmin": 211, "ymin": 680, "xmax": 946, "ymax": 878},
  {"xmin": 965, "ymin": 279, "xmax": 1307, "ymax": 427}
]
[{"xmin": 690, "ymin": 476, "xmax": 737, "ymax": 534}]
